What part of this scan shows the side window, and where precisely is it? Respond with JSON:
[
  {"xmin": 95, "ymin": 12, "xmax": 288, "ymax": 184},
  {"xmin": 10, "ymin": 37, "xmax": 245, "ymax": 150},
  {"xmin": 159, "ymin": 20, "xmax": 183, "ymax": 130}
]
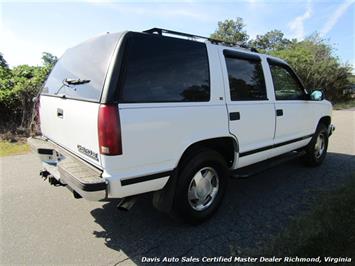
[
  {"xmin": 269, "ymin": 64, "xmax": 305, "ymax": 100},
  {"xmin": 224, "ymin": 55, "xmax": 267, "ymax": 101},
  {"xmin": 118, "ymin": 34, "xmax": 210, "ymax": 103}
]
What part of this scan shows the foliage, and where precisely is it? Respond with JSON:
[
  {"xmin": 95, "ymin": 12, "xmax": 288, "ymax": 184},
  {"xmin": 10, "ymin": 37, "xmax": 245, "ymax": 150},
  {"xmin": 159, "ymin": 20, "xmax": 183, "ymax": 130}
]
[
  {"xmin": 0, "ymin": 140, "xmax": 30, "ymax": 157},
  {"xmin": 0, "ymin": 53, "xmax": 9, "ymax": 68},
  {"xmin": 0, "ymin": 52, "xmax": 56, "ymax": 133},
  {"xmin": 42, "ymin": 52, "xmax": 58, "ymax": 68},
  {"xmin": 249, "ymin": 30, "xmax": 293, "ymax": 52},
  {"xmin": 210, "ymin": 18, "xmax": 249, "ymax": 45},
  {"xmin": 333, "ymin": 99, "xmax": 355, "ymax": 110},
  {"xmin": 269, "ymin": 34, "xmax": 352, "ymax": 100}
]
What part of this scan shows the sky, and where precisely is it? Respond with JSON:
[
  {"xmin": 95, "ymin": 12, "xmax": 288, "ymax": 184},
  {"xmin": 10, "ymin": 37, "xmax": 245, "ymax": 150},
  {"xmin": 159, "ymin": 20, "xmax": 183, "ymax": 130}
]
[{"xmin": 0, "ymin": 0, "xmax": 354, "ymax": 70}]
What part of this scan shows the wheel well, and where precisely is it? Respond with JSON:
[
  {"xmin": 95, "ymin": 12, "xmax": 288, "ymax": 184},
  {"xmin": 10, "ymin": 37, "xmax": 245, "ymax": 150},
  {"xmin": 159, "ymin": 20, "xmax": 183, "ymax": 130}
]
[
  {"xmin": 319, "ymin": 116, "xmax": 331, "ymax": 127},
  {"xmin": 177, "ymin": 137, "xmax": 238, "ymax": 169}
]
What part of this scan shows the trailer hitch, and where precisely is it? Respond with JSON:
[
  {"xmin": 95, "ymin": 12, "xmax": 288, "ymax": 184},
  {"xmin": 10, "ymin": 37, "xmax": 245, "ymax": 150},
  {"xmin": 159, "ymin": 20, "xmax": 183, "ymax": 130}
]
[
  {"xmin": 39, "ymin": 170, "xmax": 65, "ymax": 186},
  {"xmin": 40, "ymin": 170, "xmax": 50, "ymax": 181}
]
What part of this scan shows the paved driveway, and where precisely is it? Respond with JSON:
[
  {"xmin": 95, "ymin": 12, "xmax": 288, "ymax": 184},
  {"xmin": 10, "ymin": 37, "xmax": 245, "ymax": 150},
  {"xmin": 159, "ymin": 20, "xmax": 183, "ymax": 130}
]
[{"xmin": 1, "ymin": 110, "xmax": 354, "ymax": 265}]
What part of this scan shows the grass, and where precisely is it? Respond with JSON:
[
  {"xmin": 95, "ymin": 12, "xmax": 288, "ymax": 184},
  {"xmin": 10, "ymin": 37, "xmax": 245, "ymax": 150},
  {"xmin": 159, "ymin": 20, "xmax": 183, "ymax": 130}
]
[
  {"xmin": 264, "ymin": 175, "xmax": 355, "ymax": 259},
  {"xmin": 0, "ymin": 140, "xmax": 30, "ymax": 157},
  {"xmin": 333, "ymin": 99, "xmax": 355, "ymax": 110}
]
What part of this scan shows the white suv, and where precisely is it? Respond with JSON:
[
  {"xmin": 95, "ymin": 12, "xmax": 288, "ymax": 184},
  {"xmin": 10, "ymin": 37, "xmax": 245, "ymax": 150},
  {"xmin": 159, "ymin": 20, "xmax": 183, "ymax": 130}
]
[{"xmin": 29, "ymin": 28, "xmax": 335, "ymax": 223}]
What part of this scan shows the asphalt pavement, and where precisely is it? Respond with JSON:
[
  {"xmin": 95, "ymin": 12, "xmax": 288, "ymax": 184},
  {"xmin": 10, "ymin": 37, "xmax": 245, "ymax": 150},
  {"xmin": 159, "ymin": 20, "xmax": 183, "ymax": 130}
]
[{"xmin": 0, "ymin": 110, "xmax": 354, "ymax": 265}]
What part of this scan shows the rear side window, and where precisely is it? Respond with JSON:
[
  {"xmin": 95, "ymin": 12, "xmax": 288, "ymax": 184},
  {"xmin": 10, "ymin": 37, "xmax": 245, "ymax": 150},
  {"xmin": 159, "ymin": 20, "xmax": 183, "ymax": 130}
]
[
  {"xmin": 42, "ymin": 33, "xmax": 120, "ymax": 102},
  {"xmin": 224, "ymin": 55, "xmax": 267, "ymax": 101},
  {"xmin": 118, "ymin": 34, "xmax": 210, "ymax": 103}
]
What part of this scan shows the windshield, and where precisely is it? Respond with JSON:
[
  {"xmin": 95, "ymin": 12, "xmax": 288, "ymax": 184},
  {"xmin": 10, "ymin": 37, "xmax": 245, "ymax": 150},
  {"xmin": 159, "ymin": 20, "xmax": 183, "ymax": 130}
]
[{"xmin": 42, "ymin": 33, "xmax": 122, "ymax": 102}]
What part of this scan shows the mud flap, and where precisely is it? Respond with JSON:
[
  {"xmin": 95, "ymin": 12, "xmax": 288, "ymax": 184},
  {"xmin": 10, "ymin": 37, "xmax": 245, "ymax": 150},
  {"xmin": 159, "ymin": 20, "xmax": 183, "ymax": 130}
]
[{"xmin": 152, "ymin": 169, "xmax": 178, "ymax": 213}]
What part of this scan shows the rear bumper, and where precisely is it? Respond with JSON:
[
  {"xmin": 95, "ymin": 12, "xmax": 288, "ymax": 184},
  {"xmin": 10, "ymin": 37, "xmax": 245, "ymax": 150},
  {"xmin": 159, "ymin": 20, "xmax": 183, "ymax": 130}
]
[{"xmin": 28, "ymin": 137, "xmax": 107, "ymax": 201}]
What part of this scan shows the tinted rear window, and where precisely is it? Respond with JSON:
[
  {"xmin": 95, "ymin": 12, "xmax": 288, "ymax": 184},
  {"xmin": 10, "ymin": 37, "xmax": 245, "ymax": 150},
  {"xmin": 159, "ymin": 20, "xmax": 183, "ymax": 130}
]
[
  {"xmin": 225, "ymin": 56, "xmax": 267, "ymax": 101},
  {"xmin": 42, "ymin": 33, "xmax": 120, "ymax": 102},
  {"xmin": 118, "ymin": 33, "xmax": 210, "ymax": 103}
]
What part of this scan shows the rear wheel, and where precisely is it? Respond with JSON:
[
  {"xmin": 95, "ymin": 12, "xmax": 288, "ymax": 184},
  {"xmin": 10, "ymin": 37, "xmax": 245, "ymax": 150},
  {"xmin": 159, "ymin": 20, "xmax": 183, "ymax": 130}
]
[
  {"xmin": 173, "ymin": 149, "xmax": 228, "ymax": 224},
  {"xmin": 302, "ymin": 123, "xmax": 329, "ymax": 166}
]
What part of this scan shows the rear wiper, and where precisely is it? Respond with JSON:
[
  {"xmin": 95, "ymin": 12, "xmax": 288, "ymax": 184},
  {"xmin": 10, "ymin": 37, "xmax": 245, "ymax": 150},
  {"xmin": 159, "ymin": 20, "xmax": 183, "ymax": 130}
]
[
  {"xmin": 63, "ymin": 78, "xmax": 91, "ymax": 86},
  {"xmin": 54, "ymin": 78, "xmax": 91, "ymax": 95}
]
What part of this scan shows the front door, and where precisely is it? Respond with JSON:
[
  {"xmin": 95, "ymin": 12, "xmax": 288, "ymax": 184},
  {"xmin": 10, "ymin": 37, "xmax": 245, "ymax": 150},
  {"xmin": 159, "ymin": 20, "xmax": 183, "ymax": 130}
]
[{"xmin": 267, "ymin": 59, "xmax": 314, "ymax": 145}]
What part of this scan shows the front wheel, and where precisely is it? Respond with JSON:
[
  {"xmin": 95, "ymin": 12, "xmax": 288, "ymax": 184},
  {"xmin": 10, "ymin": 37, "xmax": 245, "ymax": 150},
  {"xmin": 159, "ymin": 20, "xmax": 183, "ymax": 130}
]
[
  {"xmin": 173, "ymin": 149, "xmax": 228, "ymax": 224},
  {"xmin": 302, "ymin": 123, "xmax": 329, "ymax": 167}
]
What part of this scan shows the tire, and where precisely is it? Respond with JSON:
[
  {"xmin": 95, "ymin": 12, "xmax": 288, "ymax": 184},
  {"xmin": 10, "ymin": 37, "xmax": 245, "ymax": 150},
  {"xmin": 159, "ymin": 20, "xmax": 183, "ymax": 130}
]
[
  {"xmin": 173, "ymin": 149, "xmax": 229, "ymax": 224},
  {"xmin": 302, "ymin": 123, "xmax": 329, "ymax": 167}
]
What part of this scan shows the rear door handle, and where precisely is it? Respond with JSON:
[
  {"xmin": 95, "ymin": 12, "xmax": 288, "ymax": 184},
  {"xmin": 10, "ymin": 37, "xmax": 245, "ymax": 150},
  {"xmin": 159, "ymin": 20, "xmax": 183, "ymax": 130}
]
[
  {"xmin": 229, "ymin": 112, "xmax": 240, "ymax": 121},
  {"xmin": 276, "ymin": 109, "xmax": 283, "ymax": 116},
  {"xmin": 57, "ymin": 108, "xmax": 63, "ymax": 118}
]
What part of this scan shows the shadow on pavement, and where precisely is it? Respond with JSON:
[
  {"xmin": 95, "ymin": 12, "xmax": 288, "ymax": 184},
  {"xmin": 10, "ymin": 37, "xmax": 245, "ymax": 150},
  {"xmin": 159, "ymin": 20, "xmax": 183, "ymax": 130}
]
[{"xmin": 90, "ymin": 152, "xmax": 355, "ymax": 264}]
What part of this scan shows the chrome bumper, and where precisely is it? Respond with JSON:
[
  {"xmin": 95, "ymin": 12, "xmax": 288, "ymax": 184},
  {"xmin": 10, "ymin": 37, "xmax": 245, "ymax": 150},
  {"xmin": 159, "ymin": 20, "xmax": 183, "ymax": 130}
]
[{"xmin": 28, "ymin": 137, "xmax": 107, "ymax": 201}]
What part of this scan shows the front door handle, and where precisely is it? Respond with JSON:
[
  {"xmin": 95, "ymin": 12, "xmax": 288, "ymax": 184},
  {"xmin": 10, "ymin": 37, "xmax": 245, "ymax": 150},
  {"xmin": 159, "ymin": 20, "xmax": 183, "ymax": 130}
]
[
  {"xmin": 229, "ymin": 112, "xmax": 240, "ymax": 121},
  {"xmin": 276, "ymin": 109, "xmax": 283, "ymax": 116}
]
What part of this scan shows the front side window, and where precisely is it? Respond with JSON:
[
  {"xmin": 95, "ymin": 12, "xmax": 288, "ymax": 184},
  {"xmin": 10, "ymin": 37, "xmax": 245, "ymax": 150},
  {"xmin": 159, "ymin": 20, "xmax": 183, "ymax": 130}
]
[
  {"xmin": 269, "ymin": 64, "xmax": 305, "ymax": 100},
  {"xmin": 225, "ymin": 56, "xmax": 267, "ymax": 101},
  {"xmin": 118, "ymin": 33, "xmax": 210, "ymax": 103}
]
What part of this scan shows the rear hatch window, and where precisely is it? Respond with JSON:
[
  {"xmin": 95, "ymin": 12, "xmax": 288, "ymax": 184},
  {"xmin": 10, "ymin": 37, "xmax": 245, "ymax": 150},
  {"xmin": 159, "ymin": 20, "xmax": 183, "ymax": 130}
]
[{"xmin": 42, "ymin": 33, "xmax": 121, "ymax": 102}]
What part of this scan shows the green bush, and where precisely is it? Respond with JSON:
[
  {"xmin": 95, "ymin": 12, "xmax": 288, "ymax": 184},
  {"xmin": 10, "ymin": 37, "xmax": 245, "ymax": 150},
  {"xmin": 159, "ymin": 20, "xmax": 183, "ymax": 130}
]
[
  {"xmin": 0, "ymin": 52, "xmax": 56, "ymax": 134},
  {"xmin": 269, "ymin": 35, "xmax": 352, "ymax": 101}
]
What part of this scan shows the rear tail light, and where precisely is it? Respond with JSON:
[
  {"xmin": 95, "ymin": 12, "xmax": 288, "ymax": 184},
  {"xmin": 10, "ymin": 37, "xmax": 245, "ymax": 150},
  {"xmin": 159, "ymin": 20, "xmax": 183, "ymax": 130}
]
[{"xmin": 98, "ymin": 104, "xmax": 122, "ymax": 155}]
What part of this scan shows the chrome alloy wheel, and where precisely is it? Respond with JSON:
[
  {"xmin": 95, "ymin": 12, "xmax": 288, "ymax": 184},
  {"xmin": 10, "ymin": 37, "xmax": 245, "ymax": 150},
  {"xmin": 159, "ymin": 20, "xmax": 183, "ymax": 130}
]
[
  {"xmin": 188, "ymin": 167, "xmax": 219, "ymax": 211},
  {"xmin": 314, "ymin": 132, "xmax": 325, "ymax": 159}
]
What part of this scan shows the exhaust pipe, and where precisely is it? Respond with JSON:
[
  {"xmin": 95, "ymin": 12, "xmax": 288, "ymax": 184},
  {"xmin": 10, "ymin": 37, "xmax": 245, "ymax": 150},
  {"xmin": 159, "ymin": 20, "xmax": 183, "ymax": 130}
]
[{"xmin": 117, "ymin": 197, "xmax": 137, "ymax": 211}]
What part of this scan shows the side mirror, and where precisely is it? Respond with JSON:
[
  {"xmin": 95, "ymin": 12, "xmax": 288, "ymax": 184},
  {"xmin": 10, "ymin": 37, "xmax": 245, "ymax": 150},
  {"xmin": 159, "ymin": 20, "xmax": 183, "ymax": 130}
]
[{"xmin": 310, "ymin": 90, "xmax": 324, "ymax": 101}]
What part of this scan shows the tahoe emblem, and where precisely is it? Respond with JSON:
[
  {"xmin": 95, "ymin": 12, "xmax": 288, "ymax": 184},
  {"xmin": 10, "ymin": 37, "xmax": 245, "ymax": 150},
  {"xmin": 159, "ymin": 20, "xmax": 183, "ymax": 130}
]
[{"xmin": 77, "ymin": 145, "xmax": 99, "ymax": 161}]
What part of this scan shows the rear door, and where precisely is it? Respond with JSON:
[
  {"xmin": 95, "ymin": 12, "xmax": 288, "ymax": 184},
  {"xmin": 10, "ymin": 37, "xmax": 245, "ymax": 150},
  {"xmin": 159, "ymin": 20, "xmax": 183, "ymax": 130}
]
[
  {"xmin": 220, "ymin": 49, "xmax": 276, "ymax": 168},
  {"xmin": 40, "ymin": 33, "xmax": 121, "ymax": 167}
]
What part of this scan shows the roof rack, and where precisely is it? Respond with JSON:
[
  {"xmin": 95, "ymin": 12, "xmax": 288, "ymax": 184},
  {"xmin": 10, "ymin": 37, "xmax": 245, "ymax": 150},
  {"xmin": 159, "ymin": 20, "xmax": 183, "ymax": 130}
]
[{"xmin": 143, "ymin": 28, "xmax": 258, "ymax": 53}]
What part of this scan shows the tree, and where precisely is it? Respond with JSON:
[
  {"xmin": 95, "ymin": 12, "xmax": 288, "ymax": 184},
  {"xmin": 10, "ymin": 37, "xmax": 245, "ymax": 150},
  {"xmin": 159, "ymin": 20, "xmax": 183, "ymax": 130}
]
[
  {"xmin": 0, "ymin": 53, "xmax": 54, "ymax": 133},
  {"xmin": 13, "ymin": 65, "xmax": 49, "ymax": 129},
  {"xmin": 269, "ymin": 34, "xmax": 352, "ymax": 101},
  {"xmin": 41, "ymin": 52, "xmax": 58, "ymax": 68},
  {"xmin": 249, "ymin": 30, "xmax": 292, "ymax": 51},
  {"xmin": 210, "ymin": 18, "xmax": 249, "ymax": 45},
  {"xmin": 0, "ymin": 53, "xmax": 13, "ymax": 90},
  {"xmin": 0, "ymin": 53, "xmax": 9, "ymax": 68}
]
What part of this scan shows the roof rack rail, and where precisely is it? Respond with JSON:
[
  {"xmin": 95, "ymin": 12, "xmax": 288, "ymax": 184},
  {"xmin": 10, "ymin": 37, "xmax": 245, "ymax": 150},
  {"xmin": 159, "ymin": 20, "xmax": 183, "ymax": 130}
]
[{"xmin": 143, "ymin": 28, "xmax": 258, "ymax": 53}]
